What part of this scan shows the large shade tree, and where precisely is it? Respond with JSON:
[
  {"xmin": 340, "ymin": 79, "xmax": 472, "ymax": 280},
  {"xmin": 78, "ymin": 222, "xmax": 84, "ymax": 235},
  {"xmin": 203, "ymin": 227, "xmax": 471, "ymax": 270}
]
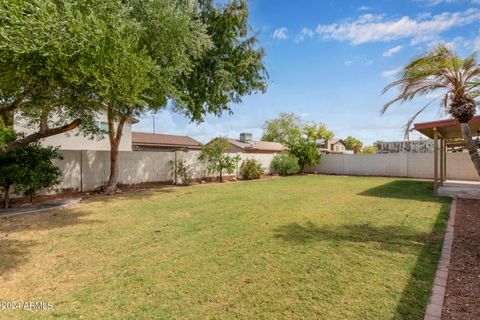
[
  {"xmin": 0, "ymin": 0, "xmax": 267, "ymax": 194},
  {"xmin": 94, "ymin": 0, "xmax": 211, "ymax": 194},
  {"xmin": 383, "ymin": 45, "xmax": 480, "ymax": 176},
  {"xmin": 101, "ymin": 0, "xmax": 267, "ymax": 193}
]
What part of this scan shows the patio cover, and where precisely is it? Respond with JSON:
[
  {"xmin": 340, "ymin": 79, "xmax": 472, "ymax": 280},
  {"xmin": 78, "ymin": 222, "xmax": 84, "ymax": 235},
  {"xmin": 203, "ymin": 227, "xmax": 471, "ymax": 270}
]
[
  {"xmin": 414, "ymin": 115, "xmax": 480, "ymax": 139},
  {"xmin": 414, "ymin": 115, "xmax": 480, "ymax": 194}
]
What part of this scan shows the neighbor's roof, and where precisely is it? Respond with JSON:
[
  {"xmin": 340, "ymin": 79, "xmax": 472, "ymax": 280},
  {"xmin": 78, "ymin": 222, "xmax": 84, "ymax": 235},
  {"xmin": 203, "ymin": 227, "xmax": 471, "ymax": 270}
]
[
  {"xmin": 132, "ymin": 132, "xmax": 202, "ymax": 149},
  {"xmin": 414, "ymin": 115, "xmax": 480, "ymax": 139},
  {"xmin": 316, "ymin": 138, "xmax": 346, "ymax": 145},
  {"xmin": 227, "ymin": 138, "xmax": 286, "ymax": 152}
]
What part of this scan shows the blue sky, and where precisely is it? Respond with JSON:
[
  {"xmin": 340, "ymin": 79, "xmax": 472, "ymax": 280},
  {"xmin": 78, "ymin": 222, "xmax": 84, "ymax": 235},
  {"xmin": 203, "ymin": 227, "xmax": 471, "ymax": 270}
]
[{"xmin": 133, "ymin": 0, "xmax": 480, "ymax": 145}]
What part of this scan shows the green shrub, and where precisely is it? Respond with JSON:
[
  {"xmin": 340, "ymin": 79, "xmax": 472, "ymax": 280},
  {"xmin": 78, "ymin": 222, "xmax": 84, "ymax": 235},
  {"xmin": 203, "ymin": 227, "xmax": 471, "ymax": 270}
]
[
  {"xmin": 0, "ymin": 142, "xmax": 63, "ymax": 208},
  {"xmin": 170, "ymin": 160, "xmax": 194, "ymax": 185},
  {"xmin": 240, "ymin": 159, "xmax": 264, "ymax": 180},
  {"xmin": 270, "ymin": 154, "xmax": 300, "ymax": 176}
]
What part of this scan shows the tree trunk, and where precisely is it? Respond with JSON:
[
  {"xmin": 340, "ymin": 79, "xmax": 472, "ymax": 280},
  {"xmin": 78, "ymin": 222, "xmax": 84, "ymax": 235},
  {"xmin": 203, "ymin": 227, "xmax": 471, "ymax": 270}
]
[
  {"xmin": 104, "ymin": 107, "xmax": 126, "ymax": 195},
  {"xmin": 3, "ymin": 183, "xmax": 11, "ymax": 209},
  {"xmin": 105, "ymin": 141, "xmax": 120, "ymax": 195},
  {"xmin": 460, "ymin": 122, "xmax": 480, "ymax": 177},
  {"xmin": 219, "ymin": 169, "xmax": 223, "ymax": 182}
]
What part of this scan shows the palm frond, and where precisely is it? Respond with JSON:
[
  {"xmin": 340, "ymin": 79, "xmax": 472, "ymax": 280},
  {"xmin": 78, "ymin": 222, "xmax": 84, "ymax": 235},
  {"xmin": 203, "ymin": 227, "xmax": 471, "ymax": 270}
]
[{"xmin": 402, "ymin": 95, "xmax": 443, "ymax": 140}]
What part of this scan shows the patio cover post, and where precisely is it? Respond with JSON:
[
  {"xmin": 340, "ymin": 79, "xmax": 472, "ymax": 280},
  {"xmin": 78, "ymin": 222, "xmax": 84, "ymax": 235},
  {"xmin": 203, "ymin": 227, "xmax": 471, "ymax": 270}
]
[
  {"xmin": 443, "ymin": 140, "xmax": 447, "ymax": 181},
  {"xmin": 433, "ymin": 128, "xmax": 438, "ymax": 194},
  {"xmin": 440, "ymin": 137, "xmax": 444, "ymax": 185}
]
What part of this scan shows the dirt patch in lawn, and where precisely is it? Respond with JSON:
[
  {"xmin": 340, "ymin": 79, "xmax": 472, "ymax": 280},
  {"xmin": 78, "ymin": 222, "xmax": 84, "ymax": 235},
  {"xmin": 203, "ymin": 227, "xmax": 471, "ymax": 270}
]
[{"xmin": 442, "ymin": 199, "xmax": 480, "ymax": 320}]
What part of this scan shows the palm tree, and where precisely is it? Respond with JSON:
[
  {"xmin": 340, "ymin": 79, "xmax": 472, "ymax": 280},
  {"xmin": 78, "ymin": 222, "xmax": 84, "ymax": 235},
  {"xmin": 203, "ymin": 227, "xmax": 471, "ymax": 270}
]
[{"xmin": 382, "ymin": 45, "xmax": 480, "ymax": 176}]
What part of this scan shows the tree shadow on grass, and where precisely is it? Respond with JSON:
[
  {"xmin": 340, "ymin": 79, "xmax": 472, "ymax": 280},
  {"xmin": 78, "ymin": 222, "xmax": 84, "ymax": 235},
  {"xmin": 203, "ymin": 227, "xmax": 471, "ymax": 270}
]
[
  {"xmin": 83, "ymin": 188, "xmax": 176, "ymax": 205},
  {"xmin": 0, "ymin": 210, "xmax": 101, "ymax": 277},
  {"xmin": 273, "ymin": 202, "xmax": 450, "ymax": 319},
  {"xmin": 358, "ymin": 179, "xmax": 447, "ymax": 203},
  {"xmin": 273, "ymin": 221, "xmax": 440, "ymax": 254}
]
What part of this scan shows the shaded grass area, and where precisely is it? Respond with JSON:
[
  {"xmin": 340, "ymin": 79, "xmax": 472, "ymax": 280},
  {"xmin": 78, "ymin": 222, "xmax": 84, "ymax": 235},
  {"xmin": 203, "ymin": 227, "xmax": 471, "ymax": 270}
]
[{"xmin": 0, "ymin": 176, "xmax": 450, "ymax": 319}]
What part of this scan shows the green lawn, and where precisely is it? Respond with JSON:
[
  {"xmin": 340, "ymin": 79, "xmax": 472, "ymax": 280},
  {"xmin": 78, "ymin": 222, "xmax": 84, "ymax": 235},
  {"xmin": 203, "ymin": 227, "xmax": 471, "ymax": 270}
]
[{"xmin": 0, "ymin": 176, "xmax": 450, "ymax": 319}]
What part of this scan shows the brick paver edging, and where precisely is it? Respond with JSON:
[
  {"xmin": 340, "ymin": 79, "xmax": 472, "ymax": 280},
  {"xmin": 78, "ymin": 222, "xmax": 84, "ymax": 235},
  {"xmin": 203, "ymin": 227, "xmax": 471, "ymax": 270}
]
[{"xmin": 424, "ymin": 198, "xmax": 457, "ymax": 320}]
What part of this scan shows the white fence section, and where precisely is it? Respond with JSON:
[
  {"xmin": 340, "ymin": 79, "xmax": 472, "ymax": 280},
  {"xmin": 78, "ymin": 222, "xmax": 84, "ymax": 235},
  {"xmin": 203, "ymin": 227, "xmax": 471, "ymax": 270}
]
[
  {"xmin": 305, "ymin": 153, "xmax": 480, "ymax": 181},
  {"xmin": 52, "ymin": 150, "xmax": 277, "ymax": 193}
]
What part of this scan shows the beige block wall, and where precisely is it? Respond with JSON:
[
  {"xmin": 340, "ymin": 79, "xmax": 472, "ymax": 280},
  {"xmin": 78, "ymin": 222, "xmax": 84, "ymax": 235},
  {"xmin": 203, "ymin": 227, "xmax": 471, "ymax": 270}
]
[
  {"xmin": 38, "ymin": 150, "xmax": 277, "ymax": 194},
  {"xmin": 447, "ymin": 152, "xmax": 480, "ymax": 181},
  {"xmin": 306, "ymin": 152, "xmax": 480, "ymax": 181}
]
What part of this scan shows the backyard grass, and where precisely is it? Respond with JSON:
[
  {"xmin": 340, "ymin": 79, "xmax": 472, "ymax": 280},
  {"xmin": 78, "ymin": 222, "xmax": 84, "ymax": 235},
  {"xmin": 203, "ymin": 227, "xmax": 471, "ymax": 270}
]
[{"xmin": 0, "ymin": 175, "xmax": 450, "ymax": 319}]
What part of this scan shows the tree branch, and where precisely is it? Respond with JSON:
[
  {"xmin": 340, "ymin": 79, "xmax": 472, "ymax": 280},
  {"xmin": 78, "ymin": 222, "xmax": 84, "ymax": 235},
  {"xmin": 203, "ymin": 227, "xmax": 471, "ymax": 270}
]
[
  {"xmin": 0, "ymin": 90, "xmax": 28, "ymax": 114},
  {"xmin": 3, "ymin": 119, "xmax": 81, "ymax": 153}
]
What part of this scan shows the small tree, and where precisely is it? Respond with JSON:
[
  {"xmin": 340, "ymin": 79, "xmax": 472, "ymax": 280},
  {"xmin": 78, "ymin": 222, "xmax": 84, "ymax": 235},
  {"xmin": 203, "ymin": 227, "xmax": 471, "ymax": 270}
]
[
  {"xmin": 0, "ymin": 142, "xmax": 62, "ymax": 208},
  {"xmin": 170, "ymin": 160, "xmax": 194, "ymax": 186},
  {"xmin": 287, "ymin": 137, "xmax": 321, "ymax": 173},
  {"xmin": 199, "ymin": 137, "xmax": 240, "ymax": 182},
  {"xmin": 344, "ymin": 136, "xmax": 364, "ymax": 154}
]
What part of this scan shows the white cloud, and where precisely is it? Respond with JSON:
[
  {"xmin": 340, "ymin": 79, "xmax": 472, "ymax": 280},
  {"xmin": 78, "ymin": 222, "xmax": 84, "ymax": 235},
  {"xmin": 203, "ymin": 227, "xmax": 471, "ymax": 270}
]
[
  {"xmin": 294, "ymin": 27, "xmax": 315, "ymax": 43},
  {"xmin": 273, "ymin": 27, "xmax": 288, "ymax": 40},
  {"xmin": 382, "ymin": 67, "xmax": 403, "ymax": 78},
  {"xmin": 315, "ymin": 8, "xmax": 480, "ymax": 45},
  {"xmin": 422, "ymin": 0, "xmax": 462, "ymax": 6},
  {"xmin": 426, "ymin": 36, "xmax": 470, "ymax": 50},
  {"xmin": 344, "ymin": 57, "xmax": 374, "ymax": 66},
  {"xmin": 358, "ymin": 5, "xmax": 371, "ymax": 11},
  {"xmin": 383, "ymin": 45, "xmax": 403, "ymax": 57},
  {"xmin": 420, "ymin": 0, "xmax": 480, "ymax": 6}
]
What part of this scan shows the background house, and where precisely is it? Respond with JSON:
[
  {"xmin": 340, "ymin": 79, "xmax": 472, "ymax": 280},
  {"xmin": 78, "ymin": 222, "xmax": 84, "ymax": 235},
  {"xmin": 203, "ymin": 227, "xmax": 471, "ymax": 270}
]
[
  {"xmin": 316, "ymin": 139, "xmax": 347, "ymax": 154},
  {"xmin": 14, "ymin": 110, "xmax": 135, "ymax": 151},
  {"xmin": 132, "ymin": 132, "xmax": 202, "ymax": 152},
  {"xmin": 225, "ymin": 133, "xmax": 286, "ymax": 154},
  {"xmin": 375, "ymin": 140, "xmax": 434, "ymax": 153}
]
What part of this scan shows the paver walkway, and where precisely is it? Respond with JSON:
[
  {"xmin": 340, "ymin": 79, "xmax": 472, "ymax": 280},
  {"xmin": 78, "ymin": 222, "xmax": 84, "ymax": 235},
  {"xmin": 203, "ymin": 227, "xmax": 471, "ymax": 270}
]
[{"xmin": 0, "ymin": 198, "xmax": 81, "ymax": 218}]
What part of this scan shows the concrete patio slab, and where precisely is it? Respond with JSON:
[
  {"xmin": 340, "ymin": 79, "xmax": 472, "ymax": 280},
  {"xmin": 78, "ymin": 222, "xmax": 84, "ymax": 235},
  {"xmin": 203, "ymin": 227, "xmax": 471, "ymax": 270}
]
[{"xmin": 438, "ymin": 180, "xmax": 480, "ymax": 199}]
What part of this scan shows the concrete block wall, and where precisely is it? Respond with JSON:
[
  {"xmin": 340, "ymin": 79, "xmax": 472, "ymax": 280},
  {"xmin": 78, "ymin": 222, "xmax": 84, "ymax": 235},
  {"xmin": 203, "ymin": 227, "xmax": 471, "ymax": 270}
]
[
  {"xmin": 306, "ymin": 153, "xmax": 480, "ymax": 181},
  {"xmin": 50, "ymin": 150, "xmax": 277, "ymax": 194}
]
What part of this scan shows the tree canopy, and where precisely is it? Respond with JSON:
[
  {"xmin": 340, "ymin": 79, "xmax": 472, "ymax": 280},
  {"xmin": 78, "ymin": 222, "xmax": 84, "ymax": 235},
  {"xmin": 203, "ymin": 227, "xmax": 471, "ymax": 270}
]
[
  {"xmin": 0, "ymin": 0, "xmax": 124, "ymax": 153},
  {"xmin": 102, "ymin": 0, "xmax": 268, "ymax": 193},
  {"xmin": 261, "ymin": 112, "xmax": 334, "ymax": 144},
  {"xmin": 344, "ymin": 136, "xmax": 363, "ymax": 154},
  {"xmin": 1, "ymin": 0, "xmax": 268, "ymax": 192}
]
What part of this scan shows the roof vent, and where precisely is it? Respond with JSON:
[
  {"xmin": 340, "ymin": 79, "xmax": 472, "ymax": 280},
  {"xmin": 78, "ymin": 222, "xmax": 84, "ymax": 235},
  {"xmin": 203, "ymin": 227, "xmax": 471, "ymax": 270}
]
[{"xmin": 239, "ymin": 133, "xmax": 253, "ymax": 143}]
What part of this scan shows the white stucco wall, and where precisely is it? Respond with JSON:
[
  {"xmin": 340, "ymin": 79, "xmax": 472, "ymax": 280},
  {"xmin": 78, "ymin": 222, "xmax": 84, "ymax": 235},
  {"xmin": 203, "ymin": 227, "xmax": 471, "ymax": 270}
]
[{"xmin": 14, "ymin": 110, "xmax": 132, "ymax": 151}]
